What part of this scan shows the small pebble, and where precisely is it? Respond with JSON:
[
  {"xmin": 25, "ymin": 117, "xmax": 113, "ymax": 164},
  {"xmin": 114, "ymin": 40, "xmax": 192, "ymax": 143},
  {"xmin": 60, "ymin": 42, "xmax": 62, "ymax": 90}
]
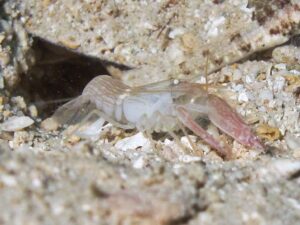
[
  {"xmin": 1, "ymin": 175, "xmax": 17, "ymax": 187},
  {"xmin": 41, "ymin": 117, "xmax": 59, "ymax": 131},
  {"xmin": 168, "ymin": 27, "xmax": 185, "ymax": 39},
  {"xmin": 285, "ymin": 133, "xmax": 300, "ymax": 152},
  {"xmin": 58, "ymin": 36, "xmax": 80, "ymax": 49},
  {"xmin": 205, "ymin": 151, "xmax": 223, "ymax": 162},
  {"xmin": 12, "ymin": 131, "xmax": 33, "ymax": 148},
  {"xmin": 11, "ymin": 96, "xmax": 26, "ymax": 109},
  {"xmin": 256, "ymin": 124, "xmax": 281, "ymax": 141},
  {"xmin": 0, "ymin": 96, "xmax": 3, "ymax": 106},
  {"xmin": 181, "ymin": 135, "xmax": 197, "ymax": 149},
  {"xmin": 167, "ymin": 42, "xmax": 185, "ymax": 65},
  {"xmin": 0, "ymin": 34, "xmax": 5, "ymax": 43},
  {"xmin": 115, "ymin": 132, "xmax": 149, "ymax": 151},
  {"xmin": 274, "ymin": 63, "xmax": 287, "ymax": 70},
  {"xmin": 238, "ymin": 91, "xmax": 249, "ymax": 103},
  {"xmin": 178, "ymin": 155, "xmax": 202, "ymax": 163},
  {"xmin": 181, "ymin": 33, "xmax": 198, "ymax": 51},
  {"xmin": 3, "ymin": 110, "xmax": 12, "ymax": 118},
  {"xmin": 0, "ymin": 52, "xmax": 10, "ymax": 67},
  {"xmin": 293, "ymin": 149, "xmax": 300, "ymax": 158},
  {"xmin": 133, "ymin": 156, "xmax": 145, "ymax": 169},
  {"xmin": 0, "ymin": 77, "xmax": 4, "ymax": 89},
  {"xmin": 1, "ymin": 116, "xmax": 34, "ymax": 132},
  {"xmin": 67, "ymin": 135, "xmax": 81, "ymax": 145},
  {"xmin": 28, "ymin": 105, "xmax": 38, "ymax": 118},
  {"xmin": 273, "ymin": 76, "xmax": 286, "ymax": 92},
  {"xmin": 232, "ymin": 69, "xmax": 242, "ymax": 81},
  {"xmin": 258, "ymin": 89, "xmax": 273, "ymax": 104}
]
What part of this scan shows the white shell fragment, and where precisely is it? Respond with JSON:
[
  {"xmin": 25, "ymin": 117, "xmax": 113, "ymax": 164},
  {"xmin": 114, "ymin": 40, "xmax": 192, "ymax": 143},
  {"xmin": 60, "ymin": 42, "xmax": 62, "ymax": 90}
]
[
  {"xmin": 115, "ymin": 132, "xmax": 149, "ymax": 151},
  {"xmin": 178, "ymin": 155, "xmax": 202, "ymax": 163},
  {"xmin": 74, "ymin": 118, "xmax": 106, "ymax": 140},
  {"xmin": 133, "ymin": 156, "xmax": 145, "ymax": 169},
  {"xmin": 1, "ymin": 116, "xmax": 34, "ymax": 132},
  {"xmin": 238, "ymin": 91, "xmax": 249, "ymax": 103},
  {"xmin": 285, "ymin": 133, "xmax": 300, "ymax": 151},
  {"xmin": 205, "ymin": 16, "xmax": 226, "ymax": 37},
  {"xmin": 258, "ymin": 89, "xmax": 273, "ymax": 103}
]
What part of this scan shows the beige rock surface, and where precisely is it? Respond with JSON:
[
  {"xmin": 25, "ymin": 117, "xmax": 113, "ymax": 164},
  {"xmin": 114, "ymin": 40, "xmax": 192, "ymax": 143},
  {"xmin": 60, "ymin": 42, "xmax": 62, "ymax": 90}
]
[
  {"xmin": 7, "ymin": 0, "xmax": 300, "ymax": 85},
  {"xmin": 0, "ymin": 1, "xmax": 300, "ymax": 225}
]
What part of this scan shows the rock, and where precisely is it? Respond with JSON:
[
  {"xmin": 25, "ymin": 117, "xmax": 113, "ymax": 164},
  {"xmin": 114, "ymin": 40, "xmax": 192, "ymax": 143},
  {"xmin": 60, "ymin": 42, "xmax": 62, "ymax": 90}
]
[
  {"xmin": 285, "ymin": 133, "xmax": 300, "ymax": 152},
  {"xmin": 28, "ymin": 105, "xmax": 38, "ymax": 118},
  {"xmin": 115, "ymin": 132, "xmax": 149, "ymax": 151},
  {"xmin": 256, "ymin": 124, "xmax": 281, "ymax": 141},
  {"xmin": 1, "ymin": 116, "xmax": 34, "ymax": 132},
  {"xmin": 11, "ymin": 96, "xmax": 27, "ymax": 109},
  {"xmin": 40, "ymin": 117, "xmax": 59, "ymax": 131}
]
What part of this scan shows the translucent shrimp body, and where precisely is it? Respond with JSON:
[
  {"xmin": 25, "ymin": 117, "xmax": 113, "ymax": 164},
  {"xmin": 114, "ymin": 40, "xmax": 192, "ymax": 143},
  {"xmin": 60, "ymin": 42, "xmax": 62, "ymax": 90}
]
[
  {"xmin": 81, "ymin": 76, "xmax": 178, "ymax": 132},
  {"xmin": 52, "ymin": 75, "xmax": 264, "ymax": 159},
  {"xmin": 122, "ymin": 92, "xmax": 178, "ymax": 132}
]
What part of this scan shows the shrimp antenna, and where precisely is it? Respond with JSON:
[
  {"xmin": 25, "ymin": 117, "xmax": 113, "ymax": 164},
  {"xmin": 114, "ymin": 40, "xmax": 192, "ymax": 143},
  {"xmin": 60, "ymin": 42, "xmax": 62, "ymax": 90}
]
[{"xmin": 33, "ymin": 97, "xmax": 75, "ymax": 107}]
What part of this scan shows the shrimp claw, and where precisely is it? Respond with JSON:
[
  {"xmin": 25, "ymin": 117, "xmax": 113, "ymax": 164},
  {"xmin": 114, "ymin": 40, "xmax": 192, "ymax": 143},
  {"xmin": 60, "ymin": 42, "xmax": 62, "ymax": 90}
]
[{"xmin": 206, "ymin": 94, "xmax": 264, "ymax": 150}]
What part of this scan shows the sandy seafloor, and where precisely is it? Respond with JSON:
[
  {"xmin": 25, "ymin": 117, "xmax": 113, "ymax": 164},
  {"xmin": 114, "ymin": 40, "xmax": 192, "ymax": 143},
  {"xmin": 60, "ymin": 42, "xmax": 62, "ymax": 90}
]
[{"xmin": 0, "ymin": 1, "xmax": 300, "ymax": 224}]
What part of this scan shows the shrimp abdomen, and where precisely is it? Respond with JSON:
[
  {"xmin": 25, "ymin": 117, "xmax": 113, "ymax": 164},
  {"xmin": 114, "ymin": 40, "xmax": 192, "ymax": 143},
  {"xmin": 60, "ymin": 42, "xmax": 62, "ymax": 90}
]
[{"xmin": 82, "ymin": 75, "xmax": 129, "ymax": 120}]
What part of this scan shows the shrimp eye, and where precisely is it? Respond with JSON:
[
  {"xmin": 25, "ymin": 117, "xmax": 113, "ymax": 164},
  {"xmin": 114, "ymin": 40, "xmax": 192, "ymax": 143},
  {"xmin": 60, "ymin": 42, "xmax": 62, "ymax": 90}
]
[{"xmin": 173, "ymin": 79, "xmax": 180, "ymax": 85}]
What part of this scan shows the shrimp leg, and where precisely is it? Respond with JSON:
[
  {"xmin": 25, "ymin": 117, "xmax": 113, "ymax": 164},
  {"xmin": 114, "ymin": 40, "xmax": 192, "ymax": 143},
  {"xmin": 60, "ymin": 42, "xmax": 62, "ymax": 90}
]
[
  {"xmin": 65, "ymin": 109, "xmax": 106, "ymax": 138},
  {"xmin": 176, "ymin": 105, "xmax": 232, "ymax": 159},
  {"xmin": 63, "ymin": 108, "xmax": 135, "ymax": 139},
  {"xmin": 84, "ymin": 109, "xmax": 135, "ymax": 130},
  {"xmin": 168, "ymin": 130, "xmax": 191, "ymax": 154},
  {"xmin": 173, "ymin": 82, "xmax": 264, "ymax": 150},
  {"xmin": 178, "ymin": 121, "xmax": 200, "ymax": 154}
]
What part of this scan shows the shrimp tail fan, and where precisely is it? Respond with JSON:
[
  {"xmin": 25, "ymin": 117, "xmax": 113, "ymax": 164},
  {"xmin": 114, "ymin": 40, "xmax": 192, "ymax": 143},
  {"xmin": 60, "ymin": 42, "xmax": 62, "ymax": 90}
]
[{"xmin": 51, "ymin": 95, "xmax": 95, "ymax": 125}]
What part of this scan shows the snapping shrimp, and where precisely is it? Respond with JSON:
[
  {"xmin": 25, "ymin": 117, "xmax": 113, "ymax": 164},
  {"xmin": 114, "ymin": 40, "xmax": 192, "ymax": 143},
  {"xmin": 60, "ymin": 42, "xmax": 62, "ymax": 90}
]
[{"xmin": 51, "ymin": 75, "xmax": 264, "ymax": 159}]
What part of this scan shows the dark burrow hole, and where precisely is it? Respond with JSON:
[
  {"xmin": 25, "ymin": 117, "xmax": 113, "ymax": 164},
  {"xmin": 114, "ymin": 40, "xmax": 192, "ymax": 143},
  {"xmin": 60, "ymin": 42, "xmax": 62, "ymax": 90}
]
[{"xmin": 14, "ymin": 37, "xmax": 130, "ymax": 118}]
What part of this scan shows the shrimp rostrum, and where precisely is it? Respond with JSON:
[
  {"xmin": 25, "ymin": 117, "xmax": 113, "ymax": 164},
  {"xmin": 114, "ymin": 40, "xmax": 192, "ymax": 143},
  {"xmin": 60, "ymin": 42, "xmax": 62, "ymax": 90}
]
[{"xmin": 51, "ymin": 75, "xmax": 264, "ymax": 159}]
